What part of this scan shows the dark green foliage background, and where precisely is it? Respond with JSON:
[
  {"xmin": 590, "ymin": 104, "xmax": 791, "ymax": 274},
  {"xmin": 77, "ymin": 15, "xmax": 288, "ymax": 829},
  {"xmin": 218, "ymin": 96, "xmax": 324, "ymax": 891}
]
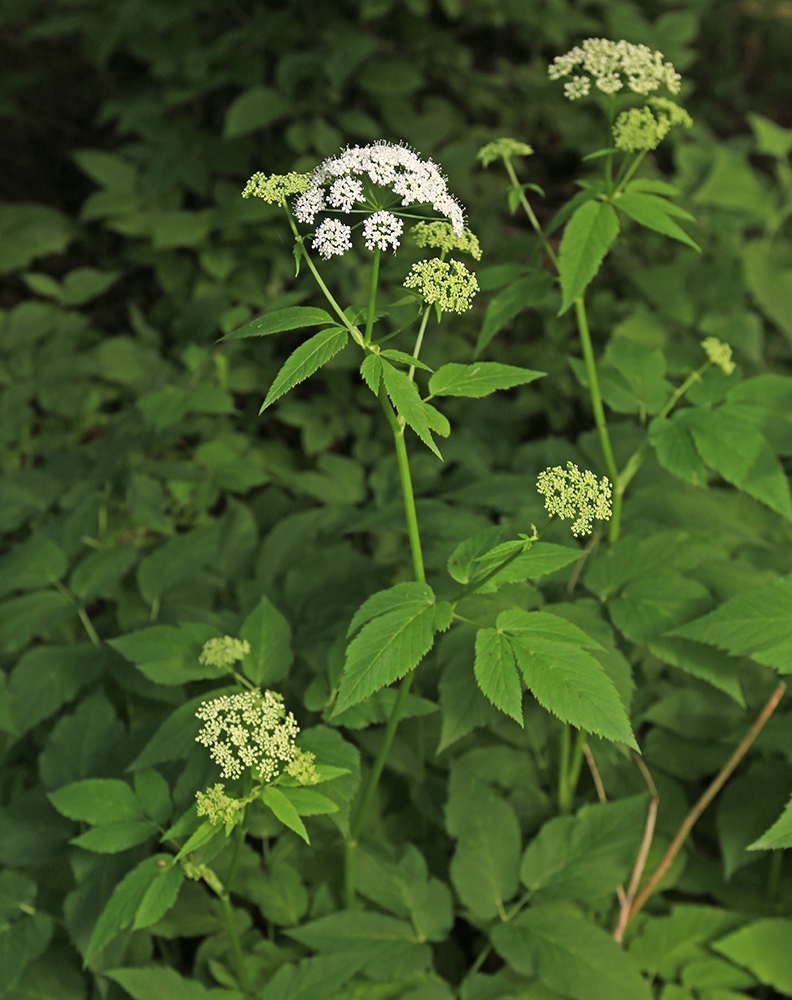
[{"xmin": 2, "ymin": 0, "xmax": 792, "ymax": 997}]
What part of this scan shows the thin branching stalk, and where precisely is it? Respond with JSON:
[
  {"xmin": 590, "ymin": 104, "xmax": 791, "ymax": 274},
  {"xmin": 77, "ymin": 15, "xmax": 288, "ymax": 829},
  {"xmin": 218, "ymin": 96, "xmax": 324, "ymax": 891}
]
[{"xmin": 613, "ymin": 754, "xmax": 659, "ymax": 942}]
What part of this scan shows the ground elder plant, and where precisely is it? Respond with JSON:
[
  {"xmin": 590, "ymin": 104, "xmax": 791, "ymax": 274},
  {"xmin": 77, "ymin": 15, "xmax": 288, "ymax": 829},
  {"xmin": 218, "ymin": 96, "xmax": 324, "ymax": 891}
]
[{"xmin": 10, "ymin": 22, "xmax": 792, "ymax": 1000}]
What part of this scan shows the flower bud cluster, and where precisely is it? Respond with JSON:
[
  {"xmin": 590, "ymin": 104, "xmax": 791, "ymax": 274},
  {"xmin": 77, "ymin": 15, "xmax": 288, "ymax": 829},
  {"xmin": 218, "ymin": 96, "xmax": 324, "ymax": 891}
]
[
  {"xmin": 412, "ymin": 221, "xmax": 482, "ymax": 260},
  {"xmin": 549, "ymin": 38, "xmax": 681, "ymax": 101},
  {"xmin": 403, "ymin": 258, "xmax": 479, "ymax": 313},
  {"xmin": 199, "ymin": 636, "xmax": 250, "ymax": 670},
  {"xmin": 612, "ymin": 98, "xmax": 693, "ymax": 152},
  {"xmin": 242, "ymin": 172, "xmax": 310, "ymax": 203},
  {"xmin": 536, "ymin": 462, "xmax": 612, "ymax": 536},
  {"xmin": 195, "ymin": 689, "xmax": 299, "ymax": 782},
  {"xmin": 476, "ymin": 138, "xmax": 534, "ymax": 168},
  {"xmin": 702, "ymin": 337, "xmax": 735, "ymax": 375},
  {"xmin": 195, "ymin": 783, "xmax": 241, "ymax": 825}
]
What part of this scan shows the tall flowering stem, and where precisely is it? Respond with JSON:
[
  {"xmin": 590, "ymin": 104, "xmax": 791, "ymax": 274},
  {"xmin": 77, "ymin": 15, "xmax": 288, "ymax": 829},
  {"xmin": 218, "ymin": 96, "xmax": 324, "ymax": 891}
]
[{"xmin": 242, "ymin": 142, "xmax": 478, "ymax": 909}]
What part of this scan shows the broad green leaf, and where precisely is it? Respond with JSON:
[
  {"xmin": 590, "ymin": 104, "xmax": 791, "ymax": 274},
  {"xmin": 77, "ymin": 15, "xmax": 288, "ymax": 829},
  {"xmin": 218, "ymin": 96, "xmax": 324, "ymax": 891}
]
[
  {"xmin": 438, "ymin": 630, "xmax": 500, "ymax": 753},
  {"xmin": 557, "ymin": 200, "xmax": 620, "ymax": 314},
  {"xmin": 297, "ymin": 727, "xmax": 360, "ymax": 838},
  {"xmin": 381, "ymin": 360, "xmax": 441, "ymax": 459},
  {"xmin": 649, "ymin": 417, "xmax": 708, "ymax": 486},
  {"xmin": 716, "ymin": 760, "xmax": 791, "ymax": 876},
  {"xmin": 713, "ymin": 920, "xmax": 792, "ymax": 994},
  {"xmin": 84, "ymin": 854, "xmax": 172, "ymax": 963},
  {"xmin": 609, "ymin": 574, "xmax": 711, "ymax": 645},
  {"xmin": 286, "ymin": 911, "xmax": 431, "ymax": 981},
  {"xmin": 71, "ymin": 821, "xmax": 158, "ymax": 853},
  {"xmin": 428, "ymin": 362, "xmax": 544, "ymax": 398},
  {"xmin": 615, "ymin": 191, "xmax": 700, "ymax": 251},
  {"xmin": 222, "ymin": 305, "xmax": 335, "ymax": 341},
  {"xmin": 278, "ymin": 787, "xmax": 338, "ymax": 816},
  {"xmin": 108, "ymin": 622, "xmax": 221, "ymax": 685},
  {"xmin": 475, "ymin": 272, "xmax": 555, "ymax": 356},
  {"xmin": 648, "ymin": 637, "xmax": 745, "ymax": 706},
  {"xmin": 748, "ymin": 112, "xmax": 792, "ymax": 158},
  {"xmin": 244, "ymin": 857, "xmax": 307, "ymax": 927},
  {"xmin": 334, "ymin": 586, "xmax": 438, "ymax": 715},
  {"xmin": 132, "ymin": 861, "xmax": 184, "ymax": 929},
  {"xmin": 136, "ymin": 526, "xmax": 220, "ymax": 605},
  {"xmin": 348, "ymin": 582, "xmax": 435, "ymax": 637},
  {"xmin": 223, "ymin": 84, "xmax": 288, "ymax": 137},
  {"xmin": 473, "ymin": 543, "xmax": 582, "ymax": 592},
  {"xmin": 69, "ymin": 547, "xmax": 137, "ymax": 602},
  {"xmin": 172, "ymin": 820, "xmax": 223, "ymax": 862},
  {"xmin": 497, "ymin": 609, "xmax": 605, "ymax": 651},
  {"xmin": 261, "ymin": 786, "xmax": 309, "ymax": 843},
  {"xmin": 748, "ymin": 793, "xmax": 792, "ymax": 850},
  {"xmin": 10, "ymin": 644, "xmax": 108, "ymax": 736},
  {"xmin": 107, "ymin": 965, "xmax": 212, "ymax": 1000},
  {"xmin": 0, "ymin": 536, "xmax": 67, "ymax": 596},
  {"xmin": 381, "ymin": 349, "xmax": 433, "ymax": 371},
  {"xmin": 0, "ymin": 590, "xmax": 76, "ymax": 654},
  {"xmin": 445, "ymin": 770, "xmax": 521, "ymax": 920},
  {"xmin": 0, "ymin": 872, "xmax": 53, "ymax": 996},
  {"xmin": 260, "ymin": 326, "xmax": 348, "ymax": 411},
  {"xmin": 239, "ymin": 593, "xmax": 293, "ymax": 685},
  {"xmin": 447, "ymin": 527, "xmax": 503, "ymax": 584},
  {"xmin": 503, "ymin": 617, "xmax": 635, "ymax": 748},
  {"xmin": 134, "ymin": 769, "xmax": 172, "ymax": 825},
  {"xmin": 628, "ymin": 905, "xmax": 744, "ymax": 979},
  {"xmin": 670, "ymin": 574, "xmax": 792, "ymax": 672},
  {"xmin": 260, "ymin": 953, "xmax": 369, "ymax": 1000},
  {"xmin": 48, "ymin": 778, "xmax": 144, "ymax": 825},
  {"xmin": 677, "ymin": 406, "xmax": 792, "ymax": 520},
  {"xmin": 520, "ymin": 795, "xmax": 648, "ymax": 902},
  {"xmin": 492, "ymin": 905, "xmax": 653, "ymax": 1000},
  {"xmin": 625, "ymin": 178, "xmax": 681, "ymax": 197},
  {"xmin": 474, "ymin": 628, "xmax": 523, "ymax": 725},
  {"xmin": 423, "ymin": 402, "xmax": 450, "ymax": 437},
  {"xmin": 360, "ymin": 352, "xmax": 383, "ymax": 394},
  {"xmin": 742, "ymin": 239, "xmax": 792, "ymax": 342},
  {"xmin": 130, "ymin": 691, "xmax": 234, "ymax": 770}
]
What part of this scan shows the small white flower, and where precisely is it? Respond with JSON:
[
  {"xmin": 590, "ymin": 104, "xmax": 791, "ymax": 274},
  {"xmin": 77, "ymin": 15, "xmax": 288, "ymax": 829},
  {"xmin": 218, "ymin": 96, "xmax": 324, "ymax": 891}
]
[
  {"xmin": 328, "ymin": 176, "xmax": 364, "ymax": 212},
  {"xmin": 564, "ymin": 75, "xmax": 591, "ymax": 100},
  {"xmin": 549, "ymin": 38, "xmax": 681, "ymax": 102},
  {"xmin": 294, "ymin": 186, "xmax": 325, "ymax": 224},
  {"xmin": 363, "ymin": 210, "xmax": 404, "ymax": 252},
  {"xmin": 313, "ymin": 218, "xmax": 353, "ymax": 258}
]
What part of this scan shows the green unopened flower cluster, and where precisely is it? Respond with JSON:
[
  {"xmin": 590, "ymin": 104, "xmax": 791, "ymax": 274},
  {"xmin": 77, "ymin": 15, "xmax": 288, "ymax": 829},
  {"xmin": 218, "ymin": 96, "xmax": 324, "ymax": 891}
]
[
  {"xmin": 536, "ymin": 462, "xmax": 612, "ymax": 536},
  {"xmin": 612, "ymin": 98, "xmax": 693, "ymax": 152},
  {"xmin": 285, "ymin": 748, "xmax": 319, "ymax": 785},
  {"xmin": 477, "ymin": 138, "xmax": 534, "ymax": 168},
  {"xmin": 404, "ymin": 258, "xmax": 479, "ymax": 313},
  {"xmin": 412, "ymin": 221, "xmax": 482, "ymax": 260},
  {"xmin": 196, "ymin": 783, "xmax": 241, "ymax": 825},
  {"xmin": 199, "ymin": 636, "xmax": 250, "ymax": 670},
  {"xmin": 242, "ymin": 172, "xmax": 311, "ymax": 204},
  {"xmin": 195, "ymin": 689, "xmax": 299, "ymax": 782},
  {"xmin": 549, "ymin": 38, "xmax": 681, "ymax": 101},
  {"xmin": 702, "ymin": 337, "xmax": 735, "ymax": 375}
]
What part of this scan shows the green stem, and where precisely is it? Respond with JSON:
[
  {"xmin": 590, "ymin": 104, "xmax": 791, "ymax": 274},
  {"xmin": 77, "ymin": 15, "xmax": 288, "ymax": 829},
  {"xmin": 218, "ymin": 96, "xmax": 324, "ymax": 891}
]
[
  {"xmin": 574, "ymin": 297, "xmax": 619, "ymax": 487},
  {"xmin": 503, "ymin": 158, "xmax": 559, "ymax": 269},
  {"xmin": 365, "ymin": 246, "xmax": 381, "ymax": 344},
  {"xmin": 558, "ymin": 727, "xmax": 586, "ymax": 814},
  {"xmin": 409, "ymin": 307, "xmax": 432, "ymax": 382},
  {"xmin": 219, "ymin": 893, "xmax": 250, "ymax": 995},
  {"xmin": 51, "ymin": 579, "xmax": 102, "ymax": 647},
  {"xmin": 606, "ymin": 95, "xmax": 615, "ymax": 193},
  {"xmin": 558, "ymin": 725, "xmax": 571, "ymax": 813},
  {"xmin": 614, "ymin": 150, "xmax": 648, "ymax": 195},
  {"xmin": 344, "ymin": 391, "xmax": 427, "ymax": 907}
]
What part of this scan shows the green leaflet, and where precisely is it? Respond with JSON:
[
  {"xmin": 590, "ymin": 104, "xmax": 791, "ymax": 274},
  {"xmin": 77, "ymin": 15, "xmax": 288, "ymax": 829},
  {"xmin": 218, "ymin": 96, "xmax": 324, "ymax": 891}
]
[
  {"xmin": 670, "ymin": 574, "xmax": 792, "ymax": 672},
  {"xmin": 238, "ymin": 593, "xmax": 293, "ymax": 685},
  {"xmin": 49, "ymin": 778, "xmax": 144, "ymax": 824},
  {"xmin": 474, "ymin": 627, "xmax": 523, "ymax": 725},
  {"xmin": 519, "ymin": 795, "xmax": 648, "ymax": 902},
  {"xmin": 381, "ymin": 359, "xmax": 441, "ymax": 458},
  {"xmin": 445, "ymin": 769, "xmax": 521, "ymax": 920},
  {"xmin": 259, "ymin": 953, "xmax": 370, "ymax": 1000},
  {"xmin": 347, "ymin": 582, "xmax": 435, "ymax": 637},
  {"xmin": 615, "ymin": 190, "xmax": 700, "ymax": 252},
  {"xmin": 492, "ymin": 905, "xmax": 653, "ymax": 1000},
  {"xmin": 557, "ymin": 200, "xmax": 619, "ymax": 315},
  {"xmin": 675, "ymin": 405, "xmax": 792, "ymax": 521},
  {"xmin": 713, "ymin": 920, "xmax": 792, "ymax": 994},
  {"xmin": 333, "ymin": 584, "xmax": 437, "ymax": 715},
  {"xmin": 261, "ymin": 785, "xmax": 310, "ymax": 843},
  {"xmin": 260, "ymin": 326, "xmax": 348, "ymax": 411},
  {"xmin": 428, "ymin": 362, "xmax": 544, "ymax": 398},
  {"xmin": 0, "ymin": 872, "xmax": 53, "ymax": 995},
  {"xmin": 748, "ymin": 792, "xmax": 792, "ymax": 850},
  {"xmin": 360, "ymin": 352, "xmax": 383, "ymax": 394},
  {"xmin": 84, "ymin": 854, "xmax": 178, "ymax": 963},
  {"xmin": 380, "ymin": 348, "xmax": 434, "ymax": 371},
  {"xmin": 222, "ymin": 305, "xmax": 335, "ymax": 341},
  {"xmin": 496, "ymin": 610, "xmax": 635, "ymax": 748},
  {"xmin": 106, "ymin": 966, "xmax": 213, "ymax": 1000}
]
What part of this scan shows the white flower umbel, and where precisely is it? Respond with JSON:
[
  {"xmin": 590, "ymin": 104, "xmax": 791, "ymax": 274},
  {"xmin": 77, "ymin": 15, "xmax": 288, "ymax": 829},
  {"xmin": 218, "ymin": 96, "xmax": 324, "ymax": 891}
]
[
  {"xmin": 536, "ymin": 461, "xmax": 612, "ymax": 536},
  {"xmin": 303, "ymin": 140, "xmax": 467, "ymax": 238},
  {"xmin": 313, "ymin": 218, "xmax": 353, "ymax": 259},
  {"xmin": 195, "ymin": 689, "xmax": 299, "ymax": 782},
  {"xmin": 363, "ymin": 210, "xmax": 404, "ymax": 252},
  {"xmin": 549, "ymin": 38, "xmax": 682, "ymax": 100}
]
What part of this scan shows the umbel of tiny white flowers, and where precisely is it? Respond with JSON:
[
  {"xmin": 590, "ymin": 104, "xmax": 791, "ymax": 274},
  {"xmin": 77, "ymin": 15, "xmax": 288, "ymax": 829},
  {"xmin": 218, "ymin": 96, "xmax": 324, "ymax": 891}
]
[
  {"xmin": 536, "ymin": 462, "xmax": 612, "ymax": 536},
  {"xmin": 195, "ymin": 689, "xmax": 299, "ymax": 782},
  {"xmin": 549, "ymin": 38, "xmax": 681, "ymax": 101}
]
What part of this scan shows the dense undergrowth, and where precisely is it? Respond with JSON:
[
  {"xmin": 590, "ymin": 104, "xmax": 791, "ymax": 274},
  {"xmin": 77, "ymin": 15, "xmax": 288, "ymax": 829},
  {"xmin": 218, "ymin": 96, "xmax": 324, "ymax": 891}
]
[{"xmin": 2, "ymin": 1, "xmax": 792, "ymax": 999}]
